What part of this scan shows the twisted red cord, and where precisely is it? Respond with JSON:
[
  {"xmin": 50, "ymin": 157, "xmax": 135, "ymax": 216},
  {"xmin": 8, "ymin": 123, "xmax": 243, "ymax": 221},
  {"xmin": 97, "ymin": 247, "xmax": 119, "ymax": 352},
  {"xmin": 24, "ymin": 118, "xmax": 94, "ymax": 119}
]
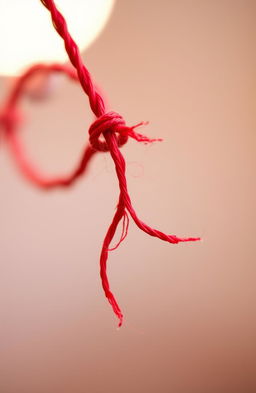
[
  {"xmin": 41, "ymin": 0, "xmax": 200, "ymax": 326},
  {"xmin": 41, "ymin": 0, "xmax": 105, "ymax": 118},
  {"xmin": 0, "ymin": 0, "xmax": 201, "ymax": 326}
]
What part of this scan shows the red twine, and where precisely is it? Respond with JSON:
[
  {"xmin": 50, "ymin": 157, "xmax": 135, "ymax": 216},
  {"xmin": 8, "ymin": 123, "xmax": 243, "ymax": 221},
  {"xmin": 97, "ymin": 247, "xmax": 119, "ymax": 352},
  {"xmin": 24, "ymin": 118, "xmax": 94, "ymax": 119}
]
[
  {"xmin": 0, "ymin": 63, "xmax": 96, "ymax": 188},
  {"xmin": 0, "ymin": 0, "xmax": 200, "ymax": 326}
]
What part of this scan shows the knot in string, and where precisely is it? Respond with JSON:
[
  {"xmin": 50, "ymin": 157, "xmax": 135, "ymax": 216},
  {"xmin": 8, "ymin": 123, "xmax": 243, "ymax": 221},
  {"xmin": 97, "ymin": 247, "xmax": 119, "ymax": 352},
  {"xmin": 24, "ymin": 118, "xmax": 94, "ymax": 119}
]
[
  {"xmin": 89, "ymin": 111, "xmax": 128, "ymax": 152},
  {"xmin": 32, "ymin": 0, "xmax": 200, "ymax": 327},
  {"xmin": 89, "ymin": 111, "xmax": 162, "ymax": 152}
]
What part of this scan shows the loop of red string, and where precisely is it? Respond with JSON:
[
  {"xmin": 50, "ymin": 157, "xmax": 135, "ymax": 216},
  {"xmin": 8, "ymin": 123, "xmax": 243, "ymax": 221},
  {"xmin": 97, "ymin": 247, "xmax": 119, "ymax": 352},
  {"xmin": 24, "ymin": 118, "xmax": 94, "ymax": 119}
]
[
  {"xmin": 0, "ymin": 0, "xmax": 200, "ymax": 326},
  {"xmin": 0, "ymin": 63, "xmax": 96, "ymax": 188}
]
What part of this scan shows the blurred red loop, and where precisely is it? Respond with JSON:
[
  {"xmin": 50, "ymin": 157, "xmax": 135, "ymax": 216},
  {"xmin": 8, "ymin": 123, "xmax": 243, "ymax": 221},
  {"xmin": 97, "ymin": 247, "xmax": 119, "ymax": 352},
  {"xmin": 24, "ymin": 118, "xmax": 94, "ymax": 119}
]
[{"xmin": 1, "ymin": 63, "xmax": 96, "ymax": 189}]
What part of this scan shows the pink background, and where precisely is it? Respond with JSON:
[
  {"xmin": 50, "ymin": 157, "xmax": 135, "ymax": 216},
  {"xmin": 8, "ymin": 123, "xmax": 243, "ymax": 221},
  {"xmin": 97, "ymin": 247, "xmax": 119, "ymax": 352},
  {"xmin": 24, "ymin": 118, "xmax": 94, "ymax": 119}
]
[{"xmin": 1, "ymin": 1, "xmax": 255, "ymax": 392}]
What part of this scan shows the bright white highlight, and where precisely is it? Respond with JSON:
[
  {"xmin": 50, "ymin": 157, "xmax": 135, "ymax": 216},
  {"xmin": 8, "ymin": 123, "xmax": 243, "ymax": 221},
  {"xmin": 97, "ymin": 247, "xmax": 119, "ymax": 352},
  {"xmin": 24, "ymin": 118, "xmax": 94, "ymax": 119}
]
[{"xmin": 0, "ymin": 0, "xmax": 115, "ymax": 76}]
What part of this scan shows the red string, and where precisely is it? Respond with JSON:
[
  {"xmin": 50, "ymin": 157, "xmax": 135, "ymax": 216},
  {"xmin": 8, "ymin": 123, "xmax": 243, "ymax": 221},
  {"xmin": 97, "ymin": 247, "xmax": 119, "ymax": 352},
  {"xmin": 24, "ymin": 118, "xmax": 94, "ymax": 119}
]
[
  {"xmin": 0, "ymin": 0, "xmax": 201, "ymax": 326},
  {"xmin": 108, "ymin": 211, "xmax": 129, "ymax": 252},
  {"xmin": 0, "ymin": 63, "xmax": 96, "ymax": 188}
]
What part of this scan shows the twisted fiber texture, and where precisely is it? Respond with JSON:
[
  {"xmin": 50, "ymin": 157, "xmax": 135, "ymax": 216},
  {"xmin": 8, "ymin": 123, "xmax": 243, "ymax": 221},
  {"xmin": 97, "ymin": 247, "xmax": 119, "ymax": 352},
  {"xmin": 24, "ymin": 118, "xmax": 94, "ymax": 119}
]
[
  {"xmin": 0, "ymin": 0, "xmax": 200, "ymax": 326},
  {"xmin": 41, "ymin": 0, "xmax": 200, "ymax": 326}
]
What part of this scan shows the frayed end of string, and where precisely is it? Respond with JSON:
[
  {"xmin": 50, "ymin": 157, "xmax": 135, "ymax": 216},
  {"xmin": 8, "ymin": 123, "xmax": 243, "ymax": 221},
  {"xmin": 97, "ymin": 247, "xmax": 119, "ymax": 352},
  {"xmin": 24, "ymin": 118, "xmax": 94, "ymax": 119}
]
[
  {"xmin": 126, "ymin": 121, "xmax": 163, "ymax": 144},
  {"xmin": 181, "ymin": 236, "xmax": 201, "ymax": 242},
  {"xmin": 118, "ymin": 317, "xmax": 123, "ymax": 328},
  {"xmin": 167, "ymin": 235, "xmax": 201, "ymax": 244},
  {"xmin": 107, "ymin": 296, "xmax": 123, "ymax": 327}
]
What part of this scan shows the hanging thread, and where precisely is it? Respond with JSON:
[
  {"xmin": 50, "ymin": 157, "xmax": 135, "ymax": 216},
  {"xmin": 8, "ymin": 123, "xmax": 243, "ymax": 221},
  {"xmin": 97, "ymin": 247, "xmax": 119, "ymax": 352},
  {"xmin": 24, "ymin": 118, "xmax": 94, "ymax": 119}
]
[{"xmin": 0, "ymin": 0, "xmax": 200, "ymax": 326}]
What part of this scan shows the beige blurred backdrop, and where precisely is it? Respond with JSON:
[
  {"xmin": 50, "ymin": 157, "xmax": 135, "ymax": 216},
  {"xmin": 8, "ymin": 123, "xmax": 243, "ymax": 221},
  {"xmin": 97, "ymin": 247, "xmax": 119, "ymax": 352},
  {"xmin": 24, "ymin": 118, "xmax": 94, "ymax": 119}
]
[{"xmin": 0, "ymin": 1, "xmax": 256, "ymax": 392}]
